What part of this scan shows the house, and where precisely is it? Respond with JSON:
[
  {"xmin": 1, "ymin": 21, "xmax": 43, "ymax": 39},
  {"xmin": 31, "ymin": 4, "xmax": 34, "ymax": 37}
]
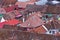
[
  {"xmin": 30, "ymin": 25, "xmax": 48, "ymax": 33},
  {"xmin": 19, "ymin": 11, "xmax": 49, "ymax": 33},
  {"xmin": 44, "ymin": 19, "xmax": 60, "ymax": 30},
  {"xmin": 47, "ymin": 5, "xmax": 60, "ymax": 14},
  {"xmin": 4, "ymin": 10, "xmax": 22, "ymax": 20},
  {"xmin": 0, "ymin": 0, "xmax": 17, "ymax": 6},
  {"xmin": 20, "ymin": 12, "xmax": 45, "ymax": 28},
  {"xmin": 3, "ymin": 5, "xmax": 18, "ymax": 12},
  {"xmin": 26, "ymin": 4, "xmax": 48, "ymax": 12},
  {"xmin": 15, "ymin": 0, "xmax": 37, "ymax": 8}
]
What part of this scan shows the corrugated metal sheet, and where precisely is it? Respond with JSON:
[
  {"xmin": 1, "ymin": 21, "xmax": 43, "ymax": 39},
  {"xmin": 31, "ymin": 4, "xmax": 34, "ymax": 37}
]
[{"xmin": 20, "ymin": 13, "xmax": 45, "ymax": 28}]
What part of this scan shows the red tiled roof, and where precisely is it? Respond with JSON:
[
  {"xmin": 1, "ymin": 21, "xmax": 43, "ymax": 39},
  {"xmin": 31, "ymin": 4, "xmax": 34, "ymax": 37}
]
[
  {"xmin": 0, "ymin": 21, "xmax": 7, "ymax": 28},
  {"xmin": 6, "ymin": 19, "xmax": 19, "ymax": 25},
  {"xmin": 30, "ymin": 26, "xmax": 47, "ymax": 33}
]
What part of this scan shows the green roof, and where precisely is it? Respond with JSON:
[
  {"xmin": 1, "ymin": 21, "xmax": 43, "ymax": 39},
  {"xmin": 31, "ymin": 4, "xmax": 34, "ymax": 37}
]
[{"xmin": 0, "ymin": 14, "xmax": 3, "ymax": 17}]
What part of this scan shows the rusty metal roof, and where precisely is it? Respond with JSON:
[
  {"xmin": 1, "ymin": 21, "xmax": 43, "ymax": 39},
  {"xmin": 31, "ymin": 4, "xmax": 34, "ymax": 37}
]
[{"xmin": 20, "ymin": 13, "xmax": 45, "ymax": 28}]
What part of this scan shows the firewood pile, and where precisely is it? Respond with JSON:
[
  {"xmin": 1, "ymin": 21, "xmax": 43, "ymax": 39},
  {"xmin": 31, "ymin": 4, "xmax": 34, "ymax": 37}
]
[
  {"xmin": 3, "ymin": 25, "xmax": 18, "ymax": 30},
  {"xmin": 0, "ymin": 29, "xmax": 58, "ymax": 40},
  {"xmin": 0, "ymin": 29, "xmax": 13, "ymax": 40}
]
